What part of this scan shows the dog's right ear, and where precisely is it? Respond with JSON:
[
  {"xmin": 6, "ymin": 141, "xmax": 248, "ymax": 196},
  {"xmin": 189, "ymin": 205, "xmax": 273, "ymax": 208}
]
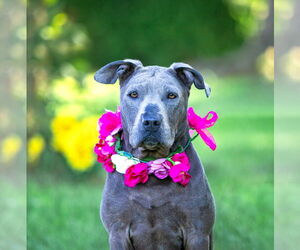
[{"xmin": 94, "ymin": 59, "xmax": 143, "ymax": 84}]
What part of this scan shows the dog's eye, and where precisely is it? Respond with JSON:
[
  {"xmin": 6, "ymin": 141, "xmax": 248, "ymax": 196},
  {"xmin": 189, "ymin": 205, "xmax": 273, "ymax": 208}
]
[
  {"xmin": 167, "ymin": 93, "xmax": 177, "ymax": 99},
  {"xmin": 128, "ymin": 91, "xmax": 138, "ymax": 98}
]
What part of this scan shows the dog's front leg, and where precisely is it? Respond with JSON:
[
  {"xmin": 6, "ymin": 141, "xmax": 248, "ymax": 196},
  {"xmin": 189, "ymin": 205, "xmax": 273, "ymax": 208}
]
[
  {"xmin": 108, "ymin": 224, "xmax": 133, "ymax": 250},
  {"xmin": 185, "ymin": 234, "xmax": 210, "ymax": 250}
]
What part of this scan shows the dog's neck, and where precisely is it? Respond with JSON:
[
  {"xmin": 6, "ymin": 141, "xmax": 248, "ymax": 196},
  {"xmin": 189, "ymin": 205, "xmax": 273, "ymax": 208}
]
[
  {"xmin": 121, "ymin": 123, "xmax": 191, "ymax": 159},
  {"xmin": 170, "ymin": 125, "xmax": 190, "ymax": 153}
]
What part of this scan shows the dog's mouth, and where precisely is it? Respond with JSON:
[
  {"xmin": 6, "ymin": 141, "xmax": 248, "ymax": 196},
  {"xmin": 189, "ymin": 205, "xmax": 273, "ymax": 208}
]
[
  {"xmin": 132, "ymin": 136, "xmax": 170, "ymax": 159},
  {"xmin": 142, "ymin": 136, "xmax": 161, "ymax": 150}
]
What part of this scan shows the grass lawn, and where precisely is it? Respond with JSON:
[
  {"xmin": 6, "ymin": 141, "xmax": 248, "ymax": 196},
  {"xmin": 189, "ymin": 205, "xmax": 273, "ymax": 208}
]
[{"xmin": 28, "ymin": 75, "xmax": 273, "ymax": 249}]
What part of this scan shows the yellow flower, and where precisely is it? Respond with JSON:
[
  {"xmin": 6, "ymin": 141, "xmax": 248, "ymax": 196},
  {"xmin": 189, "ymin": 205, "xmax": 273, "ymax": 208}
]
[
  {"xmin": 0, "ymin": 135, "xmax": 22, "ymax": 163},
  {"xmin": 51, "ymin": 116, "xmax": 78, "ymax": 152},
  {"xmin": 28, "ymin": 135, "xmax": 45, "ymax": 163},
  {"xmin": 51, "ymin": 115, "xmax": 98, "ymax": 171},
  {"xmin": 63, "ymin": 116, "xmax": 98, "ymax": 171}
]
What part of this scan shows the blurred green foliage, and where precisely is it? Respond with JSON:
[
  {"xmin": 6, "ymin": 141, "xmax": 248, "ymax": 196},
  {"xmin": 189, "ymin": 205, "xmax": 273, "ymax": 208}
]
[
  {"xmin": 65, "ymin": 0, "xmax": 242, "ymax": 65},
  {"xmin": 28, "ymin": 0, "xmax": 268, "ymax": 78}
]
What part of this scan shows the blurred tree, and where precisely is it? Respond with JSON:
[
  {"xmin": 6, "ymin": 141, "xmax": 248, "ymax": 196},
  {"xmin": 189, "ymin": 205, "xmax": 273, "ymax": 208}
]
[
  {"xmin": 65, "ymin": 0, "xmax": 244, "ymax": 66},
  {"xmin": 28, "ymin": 0, "xmax": 263, "ymax": 78},
  {"xmin": 194, "ymin": 0, "xmax": 273, "ymax": 74}
]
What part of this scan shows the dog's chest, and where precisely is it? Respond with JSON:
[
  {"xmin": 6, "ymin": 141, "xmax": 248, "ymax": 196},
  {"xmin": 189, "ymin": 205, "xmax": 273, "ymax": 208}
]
[{"xmin": 129, "ymin": 205, "xmax": 184, "ymax": 250}]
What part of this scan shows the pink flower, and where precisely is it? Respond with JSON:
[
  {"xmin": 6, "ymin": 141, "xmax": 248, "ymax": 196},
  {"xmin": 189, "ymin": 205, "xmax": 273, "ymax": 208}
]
[
  {"xmin": 148, "ymin": 159, "xmax": 172, "ymax": 179},
  {"xmin": 187, "ymin": 107, "xmax": 218, "ymax": 151},
  {"xmin": 98, "ymin": 109, "xmax": 122, "ymax": 138},
  {"xmin": 94, "ymin": 140, "xmax": 116, "ymax": 172},
  {"xmin": 94, "ymin": 141, "xmax": 107, "ymax": 161},
  {"xmin": 169, "ymin": 164, "xmax": 191, "ymax": 186},
  {"xmin": 171, "ymin": 152, "xmax": 189, "ymax": 166},
  {"xmin": 94, "ymin": 140, "xmax": 115, "ymax": 159},
  {"xmin": 101, "ymin": 143, "xmax": 116, "ymax": 155},
  {"xmin": 103, "ymin": 158, "xmax": 115, "ymax": 173},
  {"xmin": 105, "ymin": 135, "xmax": 117, "ymax": 146},
  {"xmin": 124, "ymin": 163, "xmax": 149, "ymax": 187}
]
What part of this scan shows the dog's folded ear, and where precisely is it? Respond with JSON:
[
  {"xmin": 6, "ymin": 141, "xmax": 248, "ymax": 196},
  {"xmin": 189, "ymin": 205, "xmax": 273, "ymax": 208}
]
[
  {"xmin": 170, "ymin": 62, "xmax": 211, "ymax": 97},
  {"xmin": 94, "ymin": 59, "xmax": 143, "ymax": 84}
]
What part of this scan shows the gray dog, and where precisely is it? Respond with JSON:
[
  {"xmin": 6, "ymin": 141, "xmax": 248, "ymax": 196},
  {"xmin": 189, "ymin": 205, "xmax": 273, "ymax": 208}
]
[{"xmin": 94, "ymin": 59, "xmax": 215, "ymax": 250}]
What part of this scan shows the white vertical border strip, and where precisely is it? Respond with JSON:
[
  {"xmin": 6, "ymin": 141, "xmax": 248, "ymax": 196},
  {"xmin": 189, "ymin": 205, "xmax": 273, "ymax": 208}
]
[
  {"xmin": 0, "ymin": 0, "xmax": 26, "ymax": 249},
  {"xmin": 275, "ymin": 0, "xmax": 300, "ymax": 248}
]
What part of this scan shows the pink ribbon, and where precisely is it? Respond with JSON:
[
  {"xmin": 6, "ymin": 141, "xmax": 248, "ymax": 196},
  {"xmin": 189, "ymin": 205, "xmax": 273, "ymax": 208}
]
[{"xmin": 187, "ymin": 108, "xmax": 218, "ymax": 151}]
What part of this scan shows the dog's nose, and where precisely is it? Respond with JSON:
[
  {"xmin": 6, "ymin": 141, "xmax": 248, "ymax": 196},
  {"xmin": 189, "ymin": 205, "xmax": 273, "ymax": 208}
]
[{"xmin": 142, "ymin": 116, "xmax": 161, "ymax": 132}]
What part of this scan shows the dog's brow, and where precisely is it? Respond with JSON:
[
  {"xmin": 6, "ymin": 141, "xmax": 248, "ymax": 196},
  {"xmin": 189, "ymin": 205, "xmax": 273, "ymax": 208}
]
[
  {"xmin": 125, "ymin": 78, "xmax": 149, "ymax": 88},
  {"xmin": 162, "ymin": 84, "xmax": 180, "ymax": 92}
]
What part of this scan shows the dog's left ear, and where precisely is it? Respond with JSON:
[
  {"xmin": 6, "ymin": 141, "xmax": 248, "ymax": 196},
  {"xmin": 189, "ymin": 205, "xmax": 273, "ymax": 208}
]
[{"xmin": 170, "ymin": 62, "xmax": 211, "ymax": 97}]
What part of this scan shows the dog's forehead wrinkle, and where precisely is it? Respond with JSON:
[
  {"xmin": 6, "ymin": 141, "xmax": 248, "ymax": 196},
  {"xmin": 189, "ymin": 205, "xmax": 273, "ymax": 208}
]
[
  {"xmin": 131, "ymin": 67, "xmax": 163, "ymax": 81},
  {"xmin": 141, "ymin": 65, "xmax": 166, "ymax": 73},
  {"xmin": 127, "ymin": 66, "xmax": 179, "ymax": 86}
]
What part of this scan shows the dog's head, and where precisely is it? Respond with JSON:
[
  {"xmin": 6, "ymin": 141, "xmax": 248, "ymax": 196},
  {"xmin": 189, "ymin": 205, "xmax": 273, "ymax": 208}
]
[{"xmin": 94, "ymin": 59, "xmax": 210, "ymax": 159}]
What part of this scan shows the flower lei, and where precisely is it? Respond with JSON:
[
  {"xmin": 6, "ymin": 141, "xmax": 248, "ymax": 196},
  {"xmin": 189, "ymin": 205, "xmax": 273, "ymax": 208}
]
[{"xmin": 94, "ymin": 107, "xmax": 218, "ymax": 187}]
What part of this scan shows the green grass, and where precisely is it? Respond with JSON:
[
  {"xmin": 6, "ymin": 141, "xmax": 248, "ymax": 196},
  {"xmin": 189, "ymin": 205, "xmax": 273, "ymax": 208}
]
[
  {"xmin": 0, "ymin": 178, "xmax": 26, "ymax": 250},
  {"xmin": 27, "ymin": 181, "xmax": 108, "ymax": 250},
  {"xmin": 28, "ymin": 75, "xmax": 273, "ymax": 249}
]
